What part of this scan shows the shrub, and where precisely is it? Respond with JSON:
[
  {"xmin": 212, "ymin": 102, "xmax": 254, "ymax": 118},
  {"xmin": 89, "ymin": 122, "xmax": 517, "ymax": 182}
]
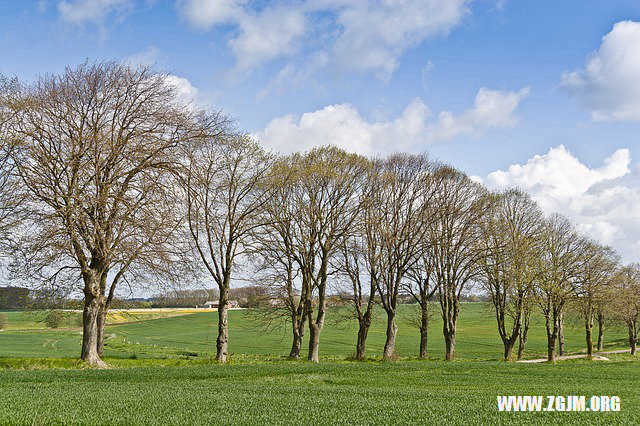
[
  {"xmin": 0, "ymin": 313, "xmax": 7, "ymax": 330},
  {"xmin": 46, "ymin": 310, "xmax": 64, "ymax": 329}
]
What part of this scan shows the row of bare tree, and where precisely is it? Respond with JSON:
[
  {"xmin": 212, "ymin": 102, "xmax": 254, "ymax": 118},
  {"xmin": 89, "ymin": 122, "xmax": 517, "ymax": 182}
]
[{"xmin": 1, "ymin": 62, "xmax": 638, "ymax": 366}]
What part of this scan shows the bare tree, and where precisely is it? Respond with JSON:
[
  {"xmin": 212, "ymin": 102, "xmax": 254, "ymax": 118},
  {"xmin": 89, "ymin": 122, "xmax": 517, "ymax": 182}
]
[
  {"xmin": 337, "ymin": 232, "xmax": 379, "ymax": 360},
  {"xmin": 534, "ymin": 213, "xmax": 581, "ymax": 362},
  {"xmin": 300, "ymin": 148, "xmax": 368, "ymax": 362},
  {"xmin": 428, "ymin": 166, "xmax": 488, "ymax": 360},
  {"xmin": 181, "ymin": 134, "xmax": 274, "ymax": 363},
  {"xmin": 517, "ymin": 299, "xmax": 534, "ymax": 359},
  {"xmin": 264, "ymin": 147, "xmax": 368, "ymax": 362},
  {"xmin": 334, "ymin": 164, "xmax": 383, "ymax": 360},
  {"xmin": 369, "ymin": 154, "xmax": 436, "ymax": 360},
  {"xmin": 613, "ymin": 264, "xmax": 640, "ymax": 355},
  {"xmin": 0, "ymin": 74, "xmax": 21, "ymax": 247},
  {"xmin": 249, "ymin": 159, "xmax": 307, "ymax": 359},
  {"xmin": 405, "ymin": 252, "xmax": 437, "ymax": 359},
  {"xmin": 596, "ymin": 306, "xmax": 608, "ymax": 351},
  {"xmin": 477, "ymin": 189, "xmax": 543, "ymax": 361},
  {"xmin": 6, "ymin": 61, "xmax": 204, "ymax": 366},
  {"xmin": 402, "ymin": 160, "xmax": 446, "ymax": 359},
  {"xmin": 572, "ymin": 238, "xmax": 619, "ymax": 357}
]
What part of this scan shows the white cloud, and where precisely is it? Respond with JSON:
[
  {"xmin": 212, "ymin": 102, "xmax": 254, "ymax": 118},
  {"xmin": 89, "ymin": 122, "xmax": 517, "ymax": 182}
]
[
  {"xmin": 486, "ymin": 145, "xmax": 629, "ymax": 202},
  {"xmin": 126, "ymin": 46, "xmax": 162, "ymax": 67},
  {"xmin": 177, "ymin": 0, "xmax": 305, "ymax": 73},
  {"xmin": 561, "ymin": 20, "xmax": 640, "ymax": 122},
  {"xmin": 482, "ymin": 145, "xmax": 640, "ymax": 262},
  {"xmin": 177, "ymin": 0, "xmax": 469, "ymax": 77},
  {"xmin": 163, "ymin": 75, "xmax": 199, "ymax": 106},
  {"xmin": 229, "ymin": 6, "xmax": 307, "ymax": 73},
  {"xmin": 254, "ymin": 87, "xmax": 528, "ymax": 155},
  {"xmin": 328, "ymin": 0, "xmax": 469, "ymax": 78},
  {"xmin": 58, "ymin": 0, "xmax": 133, "ymax": 25},
  {"xmin": 427, "ymin": 87, "xmax": 529, "ymax": 143},
  {"xmin": 176, "ymin": 0, "xmax": 245, "ymax": 29}
]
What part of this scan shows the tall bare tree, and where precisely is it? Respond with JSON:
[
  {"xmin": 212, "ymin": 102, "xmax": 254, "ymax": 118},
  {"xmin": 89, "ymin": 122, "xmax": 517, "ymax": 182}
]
[
  {"xmin": 613, "ymin": 264, "xmax": 640, "ymax": 355},
  {"xmin": 301, "ymin": 148, "xmax": 368, "ymax": 362},
  {"xmin": 181, "ymin": 135, "xmax": 274, "ymax": 363},
  {"xmin": 535, "ymin": 213, "xmax": 581, "ymax": 362},
  {"xmin": 596, "ymin": 306, "xmax": 608, "ymax": 351},
  {"xmin": 371, "ymin": 154, "xmax": 436, "ymax": 360},
  {"xmin": 428, "ymin": 167, "xmax": 488, "ymax": 360},
  {"xmin": 6, "ymin": 61, "xmax": 206, "ymax": 366},
  {"xmin": 572, "ymin": 238, "xmax": 619, "ymax": 357},
  {"xmin": 250, "ymin": 160, "xmax": 307, "ymax": 359},
  {"xmin": 405, "ymin": 251, "xmax": 437, "ymax": 359},
  {"xmin": 402, "ymin": 159, "xmax": 446, "ymax": 359},
  {"xmin": 477, "ymin": 189, "xmax": 543, "ymax": 361},
  {"xmin": 335, "ymin": 163, "xmax": 383, "ymax": 360},
  {"xmin": 517, "ymin": 299, "xmax": 534, "ymax": 359},
  {"xmin": 337, "ymin": 231, "xmax": 379, "ymax": 360},
  {"xmin": 0, "ymin": 74, "xmax": 21, "ymax": 247}
]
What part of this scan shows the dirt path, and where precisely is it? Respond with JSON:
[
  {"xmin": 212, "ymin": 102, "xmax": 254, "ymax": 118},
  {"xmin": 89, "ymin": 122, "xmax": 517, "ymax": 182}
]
[{"xmin": 518, "ymin": 349, "xmax": 630, "ymax": 363}]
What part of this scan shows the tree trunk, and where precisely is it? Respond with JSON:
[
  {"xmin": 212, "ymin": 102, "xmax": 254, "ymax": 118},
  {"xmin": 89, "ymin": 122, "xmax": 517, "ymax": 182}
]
[
  {"xmin": 383, "ymin": 311, "xmax": 397, "ymax": 360},
  {"xmin": 419, "ymin": 304, "xmax": 429, "ymax": 359},
  {"xmin": 289, "ymin": 322, "xmax": 303, "ymax": 359},
  {"xmin": 547, "ymin": 333, "xmax": 556, "ymax": 362},
  {"xmin": 629, "ymin": 323, "xmax": 637, "ymax": 356},
  {"xmin": 545, "ymin": 313, "xmax": 557, "ymax": 362},
  {"xmin": 517, "ymin": 313, "xmax": 530, "ymax": 360},
  {"xmin": 444, "ymin": 332, "xmax": 455, "ymax": 361},
  {"xmin": 80, "ymin": 292, "xmax": 105, "ymax": 367},
  {"xmin": 96, "ymin": 303, "xmax": 108, "ymax": 357},
  {"xmin": 216, "ymin": 288, "xmax": 229, "ymax": 362},
  {"xmin": 585, "ymin": 320, "xmax": 593, "ymax": 357},
  {"xmin": 307, "ymin": 298, "xmax": 326, "ymax": 363},
  {"xmin": 440, "ymin": 296, "xmax": 459, "ymax": 361},
  {"xmin": 355, "ymin": 320, "xmax": 370, "ymax": 360},
  {"xmin": 597, "ymin": 313, "xmax": 604, "ymax": 351},
  {"xmin": 504, "ymin": 339, "xmax": 516, "ymax": 362},
  {"xmin": 308, "ymin": 323, "xmax": 320, "ymax": 362},
  {"xmin": 557, "ymin": 313, "xmax": 565, "ymax": 356}
]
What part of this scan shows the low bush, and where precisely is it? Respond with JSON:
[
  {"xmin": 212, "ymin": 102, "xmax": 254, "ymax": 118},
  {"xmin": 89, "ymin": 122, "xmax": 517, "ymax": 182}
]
[{"xmin": 45, "ymin": 310, "xmax": 64, "ymax": 329}]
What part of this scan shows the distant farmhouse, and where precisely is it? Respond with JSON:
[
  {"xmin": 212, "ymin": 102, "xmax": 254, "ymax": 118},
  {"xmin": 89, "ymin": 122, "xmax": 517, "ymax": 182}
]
[{"xmin": 203, "ymin": 300, "xmax": 239, "ymax": 309}]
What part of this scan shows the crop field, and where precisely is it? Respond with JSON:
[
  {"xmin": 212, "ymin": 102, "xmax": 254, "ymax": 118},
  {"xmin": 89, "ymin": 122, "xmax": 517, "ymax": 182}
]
[{"xmin": 1, "ymin": 303, "xmax": 639, "ymax": 424}]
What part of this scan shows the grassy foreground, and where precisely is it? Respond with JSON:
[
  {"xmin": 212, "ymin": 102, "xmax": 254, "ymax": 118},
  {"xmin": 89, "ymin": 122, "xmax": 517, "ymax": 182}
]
[
  {"xmin": 0, "ymin": 359, "xmax": 638, "ymax": 424},
  {"xmin": 0, "ymin": 303, "xmax": 639, "ymax": 424}
]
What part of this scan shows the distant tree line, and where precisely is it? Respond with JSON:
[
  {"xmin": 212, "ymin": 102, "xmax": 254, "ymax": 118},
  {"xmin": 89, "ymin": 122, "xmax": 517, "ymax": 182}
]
[
  {"xmin": 1, "ymin": 61, "xmax": 639, "ymax": 366},
  {"xmin": 0, "ymin": 286, "xmax": 30, "ymax": 310}
]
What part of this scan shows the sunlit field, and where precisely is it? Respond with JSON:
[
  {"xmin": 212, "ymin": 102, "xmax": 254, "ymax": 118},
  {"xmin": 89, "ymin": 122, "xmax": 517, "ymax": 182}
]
[
  {"xmin": 1, "ymin": 303, "xmax": 639, "ymax": 424},
  {"xmin": 0, "ymin": 303, "xmax": 632, "ymax": 360}
]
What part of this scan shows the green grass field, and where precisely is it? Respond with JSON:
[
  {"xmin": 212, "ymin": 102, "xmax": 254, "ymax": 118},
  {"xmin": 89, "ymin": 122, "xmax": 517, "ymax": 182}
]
[{"xmin": 0, "ymin": 303, "xmax": 638, "ymax": 424}]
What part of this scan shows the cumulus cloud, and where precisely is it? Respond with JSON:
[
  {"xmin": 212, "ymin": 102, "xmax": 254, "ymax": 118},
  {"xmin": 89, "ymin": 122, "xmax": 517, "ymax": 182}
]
[
  {"xmin": 328, "ymin": 0, "xmax": 469, "ymax": 78},
  {"xmin": 58, "ymin": 0, "xmax": 133, "ymax": 25},
  {"xmin": 176, "ymin": 0, "xmax": 245, "ymax": 29},
  {"xmin": 229, "ymin": 6, "xmax": 306, "ymax": 73},
  {"xmin": 254, "ymin": 87, "xmax": 528, "ymax": 155},
  {"xmin": 481, "ymin": 145, "xmax": 640, "ymax": 262},
  {"xmin": 177, "ymin": 0, "xmax": 469, "ymax": 77},
  {"xmin": 126, "ymin": 46, "xmax": 162, "ymax": 67},
  {"xmin": 163, "ymin": 75, "xmax": 200, "ymax": 106},
  {"xmin": 427, "ymin": 87, "xmax": 529, "ymax": 143},
  {"xmin": 177, "ymin": 0, "xmax": 305, "ymax": 73},
  {"xmin": 561, "ymin": 20, "xmax": 640, "ymax": 122}
]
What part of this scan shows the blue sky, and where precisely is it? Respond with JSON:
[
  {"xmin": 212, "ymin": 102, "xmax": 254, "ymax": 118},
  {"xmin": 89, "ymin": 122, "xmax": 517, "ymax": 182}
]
[{"xmin": 2, "ymin": 0, "xmax": 640, "ymax": 262}]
